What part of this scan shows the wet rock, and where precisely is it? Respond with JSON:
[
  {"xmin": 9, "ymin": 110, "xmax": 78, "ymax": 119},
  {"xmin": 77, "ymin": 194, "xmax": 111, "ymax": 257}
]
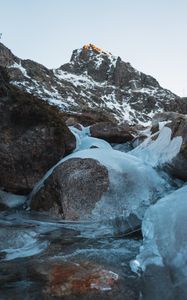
[
  {"xmin": 0, "ymin": 203, "xmax": 8, "ymax": 211},
  {"xmin": 29, "ymin": 259, "xmax": 139, "ymax": 300},
  {"xmin": 45, "ymin": 261, "xmax": 118, "ymax": 297},
  {"xmin": 0, "ymin": 67, "xmax": 76, "ymax": 194},
  {"xmin": 141, "ymin": 264, "xmax": 175, "ymax": 300},
  {"xmin": 90, "ymin": 122, "xmax": 135, "ymax": 143},
  {"xmin": 30, "ymin": 158, "xmax": 109, "ymax": 219}
]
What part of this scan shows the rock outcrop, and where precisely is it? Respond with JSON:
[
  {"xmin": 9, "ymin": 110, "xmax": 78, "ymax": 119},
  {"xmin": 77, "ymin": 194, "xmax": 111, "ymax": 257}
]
[{"xmin": 0, "ymin": 67, "xmax": 75, "ymax": 194}]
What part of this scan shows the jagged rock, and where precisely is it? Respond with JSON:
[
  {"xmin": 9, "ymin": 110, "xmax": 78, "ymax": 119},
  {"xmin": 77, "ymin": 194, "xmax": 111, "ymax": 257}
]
[
  {"xmin": 0, "ymin": 43, "xmax": 16, "ymax": 67},
  {"xmin": 90, "ymin": 122, "xmax": 135, "ymax": 143},
  {"xmin": 1, "ymin": 42, "xmax": 187, "ymax": 125},
  {"xmin": 0, "ymin": 67, "xmax": 75, "ymax": 194},
  {"xmin": 30, "ymin": 158, "xmax": 109, "ymax": 219}
]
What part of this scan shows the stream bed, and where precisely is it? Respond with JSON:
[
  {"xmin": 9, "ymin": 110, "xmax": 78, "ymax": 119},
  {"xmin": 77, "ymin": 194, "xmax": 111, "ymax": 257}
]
[{"xmin": 0, "ymin": 210, "xmax": 141, "ymax": 300}]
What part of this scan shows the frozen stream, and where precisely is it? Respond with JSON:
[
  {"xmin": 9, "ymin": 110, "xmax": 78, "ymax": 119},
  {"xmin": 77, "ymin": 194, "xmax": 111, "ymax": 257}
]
[{"xmin": 0, "ymin": 125, "xmax": 184, "ymax": 299}]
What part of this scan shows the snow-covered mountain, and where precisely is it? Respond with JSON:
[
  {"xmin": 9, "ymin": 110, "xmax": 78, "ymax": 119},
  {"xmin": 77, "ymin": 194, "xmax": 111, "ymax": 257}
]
[{"xmin": 0, "ymin": 42, "xmax": 186, "ymax": 124}]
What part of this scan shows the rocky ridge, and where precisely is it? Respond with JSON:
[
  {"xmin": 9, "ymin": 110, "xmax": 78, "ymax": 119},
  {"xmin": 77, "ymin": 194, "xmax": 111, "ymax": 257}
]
[{"xmin": 1, "ymin": 42, "xmax": 187, "ymax": 125}]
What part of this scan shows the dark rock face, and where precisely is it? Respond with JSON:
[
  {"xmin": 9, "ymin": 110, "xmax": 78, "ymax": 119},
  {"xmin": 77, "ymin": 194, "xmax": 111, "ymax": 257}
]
[
  {"xmin": 64, "ymin": 111, "xmax": 114, "ymax": 126},
  {"xmin": 90, "ymin": 122, "xmax": 135, "ymax": 143},
  {"xmin": 152, "ymin": 112, "xmax": 187, "ymax": 181},
  {"xmin": 0, "ymin": 43, "xmax": 16, "ymax": 67},
  {"xmin": 167, "ymin": 115, "xmax": 187, "ymax": 181},
  {"xmin": 30, "ymin": 158, "xmax": 109, "ymax": 219},
  {"xmin": 1, "ymin": 42, "xmax": 186, "ymax": 125},
  {"xmin": 0, "ymin": 67, "xmax": 75, "ymax": 194}
]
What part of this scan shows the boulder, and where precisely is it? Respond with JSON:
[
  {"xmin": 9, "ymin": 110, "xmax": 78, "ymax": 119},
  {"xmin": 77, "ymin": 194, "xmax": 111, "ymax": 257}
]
[
  {"xmin": 89, "ymin": 122, "xmax": 135, "ymax": 143},
  {"xmin": 30, "ymin": 158, "xmax": 109, "ymax": 219},
  {"xmin": 30, "ymin": 149, "xmax": 165, "ymax": 231},
  {"xmin": 0, "ymin": 67, "xmax": 76, "ymax": 194}
]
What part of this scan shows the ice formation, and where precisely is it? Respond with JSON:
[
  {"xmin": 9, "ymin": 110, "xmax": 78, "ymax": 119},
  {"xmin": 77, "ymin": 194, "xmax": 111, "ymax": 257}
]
[
  {"xmin": 130, "ymin": 126, "xmax": 183, "ymax": 167},
  {"xmin": 0, "ymin": 190, "xmax": 26, "ymax": 208},
  {"xmin": 129, "ymin": 185, "xmax": 187, "ymax": 298},
  {"xmin": 29, "ymin": 125, "xmax": 176, "ymax": 224},
  {"xmin": 135, "ymin": 185, "xmax": 187, "ymax": 270}
]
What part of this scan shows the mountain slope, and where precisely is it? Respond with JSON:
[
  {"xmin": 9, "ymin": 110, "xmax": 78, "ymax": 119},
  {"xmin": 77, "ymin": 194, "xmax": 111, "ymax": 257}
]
[{"xmin": 0, "ymin": 42, "xmax": 186, "ymax": 124}]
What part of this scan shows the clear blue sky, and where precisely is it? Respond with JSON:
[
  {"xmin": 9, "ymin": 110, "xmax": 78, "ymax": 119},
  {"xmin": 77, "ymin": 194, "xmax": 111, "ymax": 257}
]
[{"xmin": 0, "ymin": 0, "xmax": 186, "ymax": 96}]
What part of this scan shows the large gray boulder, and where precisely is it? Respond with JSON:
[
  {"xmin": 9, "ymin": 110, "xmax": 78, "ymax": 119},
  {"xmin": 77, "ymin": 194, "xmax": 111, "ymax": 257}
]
[{"xmin": 30, "ymin": 158, "xmax": 109, "ymax": 220}]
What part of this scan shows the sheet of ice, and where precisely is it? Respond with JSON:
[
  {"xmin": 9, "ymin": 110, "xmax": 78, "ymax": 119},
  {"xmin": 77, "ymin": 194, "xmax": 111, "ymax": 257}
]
[
  {"xmin": 0, "ymin": 229, "xmax": 48, "ymax": 261},
  {"xmin": 132, "ymin": 185, "xmax": 187, "ymax": 296},
  {"xmin": 130, "ymin": 126, "xmax": 182, "ymax": 167},
  {"xmin": 0, "ymin": 190, "xmax": 26, "ymax": 208},
  {"xmin": 77, "ymin": 136, "xmax": 112, "ymax": 151},
  {"xmin": 69, "ymin": 125, "xmax": 112, "ymax": 151}
]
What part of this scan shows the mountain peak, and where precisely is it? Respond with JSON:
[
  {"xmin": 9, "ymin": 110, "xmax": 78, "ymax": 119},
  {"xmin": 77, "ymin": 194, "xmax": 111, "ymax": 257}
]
[{"xmin": 82, "ymin": 43, "xmax": 112, "ymax": 56}]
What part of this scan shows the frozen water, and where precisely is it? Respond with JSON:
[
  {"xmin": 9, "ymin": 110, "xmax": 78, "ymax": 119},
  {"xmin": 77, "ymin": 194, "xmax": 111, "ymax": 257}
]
[
  {"xmin": 0, "ymin": 228, "xmax": 48, "ymax": 261},
  {"xmin": 135, "ymin": 185, "xmax": 187, "ymax": 271},
  {"xmin": 130, "ymin": 185, "xmax": 187, "ymax": 299},
  {"xmin": 130, "ymin": 126, "xmax": 182, "ymax": 167},
  {"xmin": 0, "ymin": 190, "xmax": 26, "ymax": 208},
  {"xmin": 70, "ymin": 125, "xmax": 112, "ymax": 151}
]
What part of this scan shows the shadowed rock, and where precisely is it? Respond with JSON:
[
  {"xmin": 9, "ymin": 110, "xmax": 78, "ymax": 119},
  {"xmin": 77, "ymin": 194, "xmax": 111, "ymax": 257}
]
[
  {"xmin": 0, "ymin": 67, "xmax": 75, "ymax": 194},
  {"xmin": 90, "ymin": 122, "xmax": 135, "ymax": 143}
]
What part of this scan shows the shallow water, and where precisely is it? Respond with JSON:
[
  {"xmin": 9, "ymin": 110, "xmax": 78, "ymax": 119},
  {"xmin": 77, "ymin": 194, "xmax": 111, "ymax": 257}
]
[{"xmin": 0, "ymin": 210, "xmax": 141, "ymax": 300}]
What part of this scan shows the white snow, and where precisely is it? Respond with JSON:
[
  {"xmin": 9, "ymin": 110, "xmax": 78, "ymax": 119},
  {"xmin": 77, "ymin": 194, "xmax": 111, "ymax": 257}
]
[
  {"xmin": 54, "ymin": 69, "xmax": 97, "ymax": 89},
  {"xmin": 101, "ymin": 92, "xmax": 137, "ymax": 124},
  {"xmin": 9, "ymin": 61, "xmax": 31, "ymax": 79}
]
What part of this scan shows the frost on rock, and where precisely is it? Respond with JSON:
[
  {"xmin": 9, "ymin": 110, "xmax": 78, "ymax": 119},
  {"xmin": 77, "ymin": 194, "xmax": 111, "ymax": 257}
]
[
  {"xmin": 133, "ymin": 185, "xmax": 187, "ymax": 297},
  {"xmin": 130, "ymin": 126, "xmax": 183, "ymax": 167}
]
